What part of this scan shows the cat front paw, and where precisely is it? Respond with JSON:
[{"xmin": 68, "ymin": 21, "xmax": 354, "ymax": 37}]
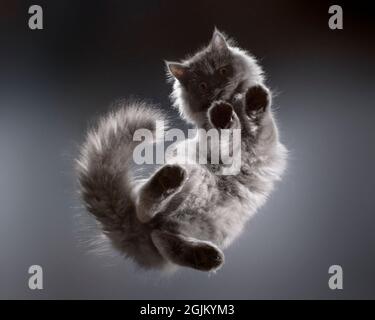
[
  {"xmin": 245, "ymin": 84, "xmax": 271, "ymax": 115},
  {"xmin": 208, "ymin": 101, "xmax": 234, "ymax": 129}
]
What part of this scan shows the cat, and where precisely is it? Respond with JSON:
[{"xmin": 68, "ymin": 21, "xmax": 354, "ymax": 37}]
[{"xmin": 76, "ymin": 29, "xmax": 287, "ymax": 272}]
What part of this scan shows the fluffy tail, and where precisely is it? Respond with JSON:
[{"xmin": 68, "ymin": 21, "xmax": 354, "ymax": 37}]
[{"xmin": 76, "ymin": 101, "xmax": 167, "ymax": 268}]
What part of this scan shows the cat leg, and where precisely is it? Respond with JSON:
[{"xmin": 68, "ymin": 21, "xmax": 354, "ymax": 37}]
[
  {"xmin": 136, "ymin": 164, "xmax": 187, "ymax": 223},
  {"xmin": 151, "ymin": 230, "xmax": 224, "ymax": 272},
  {"xmin": 244, "ymin": 84, "xmax": 280, "ymax": 147},
  {"xmin": 205, "ymin": 101, "xmax": 242, "ymax": 174}
]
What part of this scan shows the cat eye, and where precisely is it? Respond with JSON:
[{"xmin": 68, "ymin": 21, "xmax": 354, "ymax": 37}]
[
  {"xmin": 199, "ymin": 82, "xmax": 208, "ymax": 91},
  {"xmin": 219, "ymin": 67, "xmax": 227, "ymax": 76}
]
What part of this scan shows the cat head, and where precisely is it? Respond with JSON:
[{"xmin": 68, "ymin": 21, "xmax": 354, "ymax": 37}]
[{"xmin": 166, "ymin": 29, "xmax": 264, "ymax": 125}]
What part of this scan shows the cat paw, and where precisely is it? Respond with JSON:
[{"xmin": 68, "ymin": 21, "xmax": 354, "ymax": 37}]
[
  {"xmin": 191, "ymin": 242, "xmax": 224, "ymax": 272},
  {"xmin": 208, "ymin": 101, "xmax": 234, "ymax": 129},
  {"xmin": 245, "ymin": 84, "xmax": 270, "ymax": 115},
  {"xmin": 153, "ymin": 164, "xmax": 187, "ymax": 195},
  {"xmin": 151, "ymin": 230, "xmax": 225, "ymax": 272}
]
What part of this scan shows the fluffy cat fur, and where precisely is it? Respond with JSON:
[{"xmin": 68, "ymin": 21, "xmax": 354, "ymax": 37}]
[{"xmin": 76, "ymin": 29, "xmax": 287, "ymax": 272}]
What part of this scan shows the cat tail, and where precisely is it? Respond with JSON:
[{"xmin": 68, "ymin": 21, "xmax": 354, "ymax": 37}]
[{"xmin": 76, "ymin": 101, "xmax": 168, "ymax": 269}]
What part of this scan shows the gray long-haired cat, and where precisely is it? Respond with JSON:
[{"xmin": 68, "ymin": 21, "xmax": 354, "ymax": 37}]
[{"xmin": 76, "ymin": 30, "xmax": 287, "ymax": 272}]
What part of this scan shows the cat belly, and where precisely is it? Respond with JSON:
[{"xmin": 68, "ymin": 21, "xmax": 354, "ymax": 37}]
[{"xmin": 158, "ymin": 179, "xmax": 256, "ymax": 249}]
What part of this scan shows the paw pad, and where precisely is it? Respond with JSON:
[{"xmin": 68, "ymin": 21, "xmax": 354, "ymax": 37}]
[
  {"xmin": 209, "ymin": 101, "xmax": 234, "ymax": 129},
  {"xmin": 157, "ymin": 165, "xmax": 187, "ymax": 192},
  {"xmin": 245, "ymin": 85, "xmax": 270, "ymax": 114}
]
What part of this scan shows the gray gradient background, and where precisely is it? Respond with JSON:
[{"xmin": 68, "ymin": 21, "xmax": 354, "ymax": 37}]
[{"xmin": 0, "ymin": 0, "xmax": 374, "ymax": 299}]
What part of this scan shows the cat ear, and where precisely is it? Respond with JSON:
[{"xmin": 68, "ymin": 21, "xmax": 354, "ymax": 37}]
[
  {"xmin": 211, "ymin": 28, "xmax": 229, "ymax": 52},
  {"xmin": 166, "ymin": 62, "xmax": 189, "ymax": 82}
]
